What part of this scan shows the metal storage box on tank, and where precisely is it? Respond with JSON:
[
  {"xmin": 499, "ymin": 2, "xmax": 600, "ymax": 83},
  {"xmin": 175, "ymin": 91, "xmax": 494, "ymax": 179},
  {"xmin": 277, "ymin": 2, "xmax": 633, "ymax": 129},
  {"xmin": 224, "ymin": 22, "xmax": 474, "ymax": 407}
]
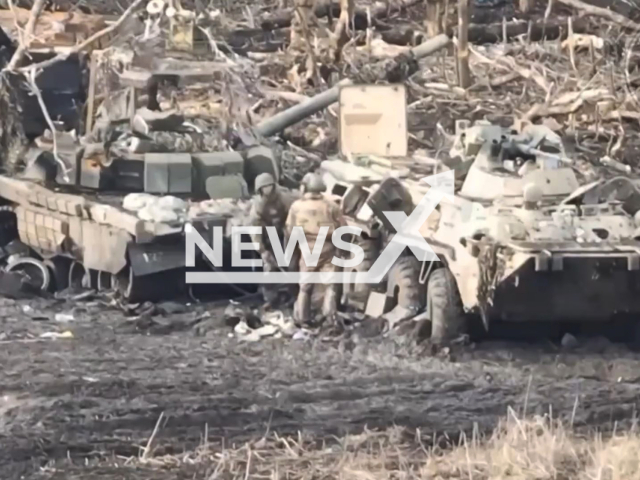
[{"xmin": 338, "ymin": 84, "xmax": 408, "ymax": 158}]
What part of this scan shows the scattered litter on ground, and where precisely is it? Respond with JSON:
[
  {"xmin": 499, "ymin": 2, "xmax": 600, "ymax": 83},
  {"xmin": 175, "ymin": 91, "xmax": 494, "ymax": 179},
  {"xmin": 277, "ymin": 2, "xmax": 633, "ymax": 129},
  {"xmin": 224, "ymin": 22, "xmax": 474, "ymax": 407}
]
[{"xmin": 39, "ymin": 330, "xmax": 74, "ymax": 339}]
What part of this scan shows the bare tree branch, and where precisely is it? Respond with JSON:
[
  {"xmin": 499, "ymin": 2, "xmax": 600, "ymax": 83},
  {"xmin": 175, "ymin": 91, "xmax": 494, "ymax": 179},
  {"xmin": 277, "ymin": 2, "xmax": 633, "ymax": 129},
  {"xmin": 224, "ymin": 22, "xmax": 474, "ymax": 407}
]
[
  {"xmin": 5, "ymin": 0, "xmax": 47, "ymax": 71},
  {"xmin": 17, "ymin": 0, "xmax": 146, "ymax": 75},
  {"xmin": 26, "ymin": 69, "xmax": 69, "ymax": 182},
  {"xmin": 557, "ymin": 0, "xmax": 640, "ymax": 30}
]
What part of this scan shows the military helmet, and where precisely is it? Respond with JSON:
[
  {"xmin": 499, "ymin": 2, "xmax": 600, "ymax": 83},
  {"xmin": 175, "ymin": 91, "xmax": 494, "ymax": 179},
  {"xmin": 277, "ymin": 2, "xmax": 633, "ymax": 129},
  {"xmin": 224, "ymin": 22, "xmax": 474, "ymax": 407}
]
[
  {"xmin": 306, "ymin": 174, "xmax": 326, "ymax": 193},
  {"xmin": 301, "ymin": 172, "xmax": 314, "ymax": 187},
  {"xmin": 300, "ymin": 172, "xmax": 314, "ymax": 192},
  {"xmin": 254, "ymin": 172, "xmax": 276, "ymax": 193}
]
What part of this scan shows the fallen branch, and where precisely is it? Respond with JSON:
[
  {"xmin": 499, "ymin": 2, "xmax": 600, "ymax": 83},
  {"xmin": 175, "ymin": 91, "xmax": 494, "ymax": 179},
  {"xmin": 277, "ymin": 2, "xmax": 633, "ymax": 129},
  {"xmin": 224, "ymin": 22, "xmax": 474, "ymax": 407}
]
[
  {"xmin": 603, "ymin": 110, "xmax": 640, "ymax": 121},
  {"xmin": 470, "ymin": 45, "xmax": 551, "ymax": 93},
  {"xmin": 490, "ymin": 71, "xmax": 520, "ymax": 87},
  {"xmin": 557, "ymin": 0, "xmax": 640, "ymax": 31},
  {"xmin": 260, "ymin": 88, "xmax": 310, "ymax": 103},
  {"xmin": 381, "ymin": 18, "xmax": 588, "ymax": 47},
  {"xmin": 552, "ymin": 88, "xmax": 612, "ymax": 106},
  {"xmin": 17, "ymin": 0, "xmax": 145, "ymax": 74},
  {"xmin": 260, "ymin": 0, "xmax": 421, "ymax": 31},
  {"xmin": 522, "ymin": 91, "xmax": 612, "ymax": 121}
]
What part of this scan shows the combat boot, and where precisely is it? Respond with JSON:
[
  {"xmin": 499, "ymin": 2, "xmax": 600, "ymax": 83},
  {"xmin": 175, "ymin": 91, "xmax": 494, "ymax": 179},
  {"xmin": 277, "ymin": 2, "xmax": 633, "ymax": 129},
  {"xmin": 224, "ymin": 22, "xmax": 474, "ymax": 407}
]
[
  {"xmin": 321, "ymin": 286, "xmax": 338, "ymax": 321},
  {"xmin": 261, "ymin": 284, "xmax": 278, "ymax": 309},
  {"xmin": 294, "ymin": 291, "xmax": 311, "ymax": 325}
]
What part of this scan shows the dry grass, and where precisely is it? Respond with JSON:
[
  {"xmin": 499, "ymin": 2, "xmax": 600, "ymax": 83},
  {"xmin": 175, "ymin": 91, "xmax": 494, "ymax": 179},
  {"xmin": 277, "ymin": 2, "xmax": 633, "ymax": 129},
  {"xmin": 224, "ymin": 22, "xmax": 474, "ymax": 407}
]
[
  {"xmin": 424, "ymin": 409, "xmax": 640, "ymax": 480},
  {"xmin": 121, "ymin": 409, "xmax": 640, "ymax": 479}
]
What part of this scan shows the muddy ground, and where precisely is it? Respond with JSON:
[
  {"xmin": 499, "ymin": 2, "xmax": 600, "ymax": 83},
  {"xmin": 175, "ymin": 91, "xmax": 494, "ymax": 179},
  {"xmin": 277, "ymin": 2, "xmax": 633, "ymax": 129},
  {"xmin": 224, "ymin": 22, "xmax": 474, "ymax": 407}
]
[{"xmin": 1, "ymin": 294, "xmax": 640, "ymax": 479}]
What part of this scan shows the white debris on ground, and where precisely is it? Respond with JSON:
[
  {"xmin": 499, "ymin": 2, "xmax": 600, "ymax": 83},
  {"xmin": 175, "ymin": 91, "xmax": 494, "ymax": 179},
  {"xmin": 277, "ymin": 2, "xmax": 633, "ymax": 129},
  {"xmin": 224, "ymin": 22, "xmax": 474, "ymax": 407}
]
[
  {"xmin": 39, "ymin": 331, "xmax": 74, "ymax": 339},
  {"xmin": 232, "ymin": 309, "xmax": 312, "ymax": 342}
]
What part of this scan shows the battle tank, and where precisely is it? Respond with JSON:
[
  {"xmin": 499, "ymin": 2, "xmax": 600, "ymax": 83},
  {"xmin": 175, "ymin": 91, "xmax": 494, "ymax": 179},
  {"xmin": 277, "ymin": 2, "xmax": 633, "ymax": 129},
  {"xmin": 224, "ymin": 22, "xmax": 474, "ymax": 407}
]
[
  {"xmin": 0, "ymin": 13, "xmax": 284, "ymax": 302},
  {"xmin": 320, "ymin": 85, "xmax": 640, "ymax": 343},
  {"xmin": 0, "ymin": 18, "xmax": 451, "ymax": 303}
]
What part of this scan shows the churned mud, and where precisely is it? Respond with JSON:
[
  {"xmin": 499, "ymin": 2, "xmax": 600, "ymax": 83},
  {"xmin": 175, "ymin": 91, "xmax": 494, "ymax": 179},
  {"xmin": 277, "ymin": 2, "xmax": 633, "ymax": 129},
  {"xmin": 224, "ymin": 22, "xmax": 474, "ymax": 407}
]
[{"xmin": 0, "ymin": 296, "xmax": 639, "ymax": 479}]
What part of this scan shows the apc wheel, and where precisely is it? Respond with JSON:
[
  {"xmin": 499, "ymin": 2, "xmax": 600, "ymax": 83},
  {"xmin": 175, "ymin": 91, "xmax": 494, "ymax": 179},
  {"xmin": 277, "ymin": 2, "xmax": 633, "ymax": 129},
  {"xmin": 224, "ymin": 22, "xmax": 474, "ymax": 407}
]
[
  {"xmin": 427, "ymin": 268, "xmax": 466, "ymax": 344},
  {"xmin": 386, "ymin": 256, "xmax": 425, "ymax": 311}
]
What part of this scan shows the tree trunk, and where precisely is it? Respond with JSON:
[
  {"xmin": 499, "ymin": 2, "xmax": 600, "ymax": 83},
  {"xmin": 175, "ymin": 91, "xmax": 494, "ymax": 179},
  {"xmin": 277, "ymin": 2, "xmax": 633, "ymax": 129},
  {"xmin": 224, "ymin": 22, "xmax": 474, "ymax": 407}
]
[
  {"xmin": 457, "ymin": 0, "xmax": 471, "ymax": 88},
  {"xmin": 333, "ymin": 0, "xmax": 354, "ymax": 61},
  {"xmin": 380, "ymin": 17, "xmax": 589, "ymax": 46},
  {"xmin": 425, "ymin": 0, "xmax": 443, "ymax": 37},
  {"xmin": 518, "ymin": 0, "xmax": 534, "ymax": 13},
  {"xmin": 290, "ymin": 0, "xmax": 317, "ymax": 51}
]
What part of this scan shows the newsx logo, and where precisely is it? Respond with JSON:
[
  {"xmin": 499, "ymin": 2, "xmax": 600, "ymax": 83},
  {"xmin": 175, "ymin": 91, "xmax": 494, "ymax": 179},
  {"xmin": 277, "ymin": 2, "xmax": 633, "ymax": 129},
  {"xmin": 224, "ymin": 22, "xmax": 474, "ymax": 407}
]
[{"xmin": 184, "ymin": 171, "xmax": 454, "ymax": 284}]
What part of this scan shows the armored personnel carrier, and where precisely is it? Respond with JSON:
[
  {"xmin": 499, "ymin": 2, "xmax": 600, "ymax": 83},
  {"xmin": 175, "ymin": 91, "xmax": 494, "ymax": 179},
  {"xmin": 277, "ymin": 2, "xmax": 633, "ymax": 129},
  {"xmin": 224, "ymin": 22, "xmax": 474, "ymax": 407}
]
[{"xmin": 321, "ymin": 85, "xmax": 640, "ymax": 343}]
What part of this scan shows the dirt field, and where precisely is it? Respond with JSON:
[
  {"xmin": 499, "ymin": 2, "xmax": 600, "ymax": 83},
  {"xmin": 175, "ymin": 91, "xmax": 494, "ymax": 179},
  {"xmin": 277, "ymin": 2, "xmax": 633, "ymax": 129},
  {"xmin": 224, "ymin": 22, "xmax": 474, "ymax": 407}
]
[{"xmin": 1, "ymin": 294, "xmax": 640, "ymax": 479}]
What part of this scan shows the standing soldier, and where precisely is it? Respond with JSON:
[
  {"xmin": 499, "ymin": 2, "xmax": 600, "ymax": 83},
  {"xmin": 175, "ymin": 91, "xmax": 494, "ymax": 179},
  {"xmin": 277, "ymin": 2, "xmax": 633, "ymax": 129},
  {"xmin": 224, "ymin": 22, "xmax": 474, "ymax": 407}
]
[
  {"xmin": 286, "ymin": 174, "xmax": 345, "ymax": 326},
  {"xmin": 248, "ymin": 173, "xmax": 290, "ymax": 308}
]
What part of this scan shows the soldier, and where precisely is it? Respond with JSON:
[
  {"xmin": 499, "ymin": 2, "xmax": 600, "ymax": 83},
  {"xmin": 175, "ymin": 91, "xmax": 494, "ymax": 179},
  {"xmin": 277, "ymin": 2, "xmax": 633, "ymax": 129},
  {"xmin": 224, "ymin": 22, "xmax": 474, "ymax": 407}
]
[
  {"xmin": 286, "ymin": 174, "xmax": 345, "ymax": 326},
  {"xmin": 248, "ymin": 173, "xmax": 290, "ymax": 307}
]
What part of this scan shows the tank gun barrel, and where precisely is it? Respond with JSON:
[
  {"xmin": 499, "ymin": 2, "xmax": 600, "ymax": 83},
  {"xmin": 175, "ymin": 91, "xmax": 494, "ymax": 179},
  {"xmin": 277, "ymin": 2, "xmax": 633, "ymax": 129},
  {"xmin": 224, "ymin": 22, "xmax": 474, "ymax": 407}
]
[
  {"xmin": 254, "ymin": 34, "xmax": 451, "ymax": 138},
  {"xmin": 255, "ymin": 79, "xmax": 352, "ymax": 138}
]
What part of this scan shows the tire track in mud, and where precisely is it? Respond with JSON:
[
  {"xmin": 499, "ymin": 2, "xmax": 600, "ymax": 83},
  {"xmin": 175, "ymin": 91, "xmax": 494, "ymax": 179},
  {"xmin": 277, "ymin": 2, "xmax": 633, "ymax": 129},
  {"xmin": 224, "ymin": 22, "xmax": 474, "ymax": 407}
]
[{"xmin": 1, "ymin": 330, "xmax": 640, "ymax": 477}]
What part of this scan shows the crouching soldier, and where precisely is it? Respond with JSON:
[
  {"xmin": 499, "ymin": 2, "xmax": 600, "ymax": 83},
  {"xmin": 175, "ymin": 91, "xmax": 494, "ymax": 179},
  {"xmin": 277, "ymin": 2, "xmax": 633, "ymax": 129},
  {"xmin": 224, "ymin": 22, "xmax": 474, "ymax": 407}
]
[
  {"xmin": 285, "ymin": 174, "xmax": 345, "ymax": 326},
  {"xmin": 248, "ymin": 173, "xmax": 290, "ymax": 307}
]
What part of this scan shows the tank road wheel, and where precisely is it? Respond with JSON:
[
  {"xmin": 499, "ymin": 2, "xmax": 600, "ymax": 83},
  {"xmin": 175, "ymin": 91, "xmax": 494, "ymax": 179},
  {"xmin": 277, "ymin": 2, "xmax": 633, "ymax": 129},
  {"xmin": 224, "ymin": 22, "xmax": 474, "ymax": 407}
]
[
  {"xmin": 6, "ymin": 257, "xmax": 51, "ymax": 292},
  {"xmin": 427, "ymin": 268, "xmax": 467, "ymax": 344},
  {"xmin": 386, "ymin": 256, "xmax": 425, "ymax": 311},
  {"xmin": 97, "ymin": 271, "xmax": 112, "ymax": 291},
  {"xmin": 113, "ymin": 268, "xmax": 133, "ymax": 301},
  {"xmin": 342, "ymin": 238, "xmax": 379, "ymax": 306},
  {"xmin": 45, "ymin": 256, "xmax": 72, "ymax": 291},
  {"xmin": 68, "ymin": 261, "xmax": 86, "ymax": 289}
]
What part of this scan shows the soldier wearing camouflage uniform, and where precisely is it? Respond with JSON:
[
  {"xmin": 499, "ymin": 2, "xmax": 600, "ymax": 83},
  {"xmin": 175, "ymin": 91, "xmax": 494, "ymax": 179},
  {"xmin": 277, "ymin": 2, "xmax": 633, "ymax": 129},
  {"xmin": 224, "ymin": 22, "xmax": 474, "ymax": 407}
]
[
  {"xmin": 248, "ymin": 173, "xmax": 290, "ymax": 307},
  {"xmin": 286, "ymin": 174, "xmax": 345, "ymax": 325}
]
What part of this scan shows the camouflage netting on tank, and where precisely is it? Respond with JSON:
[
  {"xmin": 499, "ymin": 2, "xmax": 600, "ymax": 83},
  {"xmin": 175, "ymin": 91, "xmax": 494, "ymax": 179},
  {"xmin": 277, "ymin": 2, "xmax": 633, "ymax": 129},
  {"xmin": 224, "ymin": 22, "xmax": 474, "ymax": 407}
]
[
  {"xmin": 477, "ymin": 242, "xmax": 506, "ymax": 329},
  {"xmin": 280, "ymin": 148, "xmax": 322, "ymax": 184},
  {"xmin": 0, "ymin": 73, "xmax": 28, "ymax": 174}
]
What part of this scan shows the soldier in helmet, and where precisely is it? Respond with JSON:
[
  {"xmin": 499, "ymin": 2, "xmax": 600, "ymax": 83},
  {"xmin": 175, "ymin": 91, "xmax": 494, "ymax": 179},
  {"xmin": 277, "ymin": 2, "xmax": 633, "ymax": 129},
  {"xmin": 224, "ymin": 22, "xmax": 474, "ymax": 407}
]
[
  {"xmin": 248, "ymin": 172, "xmax": 291, "ymax": 307},
  {"xmin": 300, "ymin": 172, "xmax": 314, "ymax": 194},
  {"xmin": 285, "ymin": 174, "xmax": 345, "ymax": 326}
]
